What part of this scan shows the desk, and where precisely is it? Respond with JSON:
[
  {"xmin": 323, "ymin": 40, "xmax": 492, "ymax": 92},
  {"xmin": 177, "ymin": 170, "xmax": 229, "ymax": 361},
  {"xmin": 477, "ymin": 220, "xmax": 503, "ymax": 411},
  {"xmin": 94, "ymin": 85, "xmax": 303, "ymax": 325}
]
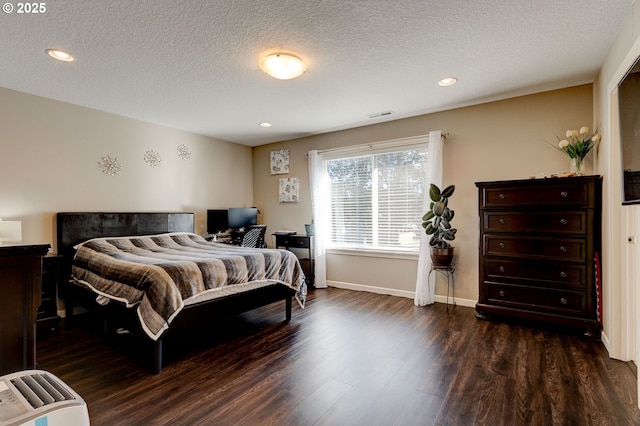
[
  {"xmin": 207, "ymin": 231, "xmax": 241, "ymax": 245},
  {"xmin": 429, "ymin": 265, "xmax": 455, "ymax": 312},
  {"xmin": 274, "ymin": 234, "xmax": 314, "ymax": 287},
  {"xmin": 229, "ymin": 230, "xmax": 245, "ymax": 245}
]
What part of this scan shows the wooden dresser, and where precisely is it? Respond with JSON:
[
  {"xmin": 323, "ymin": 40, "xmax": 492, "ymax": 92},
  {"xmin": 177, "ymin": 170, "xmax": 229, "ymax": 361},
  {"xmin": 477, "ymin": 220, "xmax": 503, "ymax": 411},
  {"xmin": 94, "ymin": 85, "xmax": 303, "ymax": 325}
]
[
  {"xmin": 475, "ymin": 176, "xmax": 602, "ymax": 334},
  {"xmin": 0, "ymin": 243, "xmax": 50, "ymax": 374}
]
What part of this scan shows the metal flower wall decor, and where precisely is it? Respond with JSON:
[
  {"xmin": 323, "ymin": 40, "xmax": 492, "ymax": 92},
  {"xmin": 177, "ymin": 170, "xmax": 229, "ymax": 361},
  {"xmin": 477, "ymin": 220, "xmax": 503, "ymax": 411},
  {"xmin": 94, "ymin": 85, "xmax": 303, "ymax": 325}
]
[
  {"xmin": 97, "ymin": 144, "xmax": 193, "ymax": 176},
  {"xmin": 144, "ymin": 150, "xmax": 162, "ymax": 167},
  {"xmin": 98, "ymin": 155, "xmax": 123, "ymax": 176},
  {"xmin": 177, "ymin": 144, "xmax": 192, "ymax": 160}
]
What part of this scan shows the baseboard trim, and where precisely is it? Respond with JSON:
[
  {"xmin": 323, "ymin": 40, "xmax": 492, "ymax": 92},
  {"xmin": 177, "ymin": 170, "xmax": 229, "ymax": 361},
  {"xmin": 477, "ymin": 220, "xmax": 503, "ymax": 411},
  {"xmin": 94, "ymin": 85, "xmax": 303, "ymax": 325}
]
[
  {"xmin": 326, "ymin": 280, "xmax": 477, "ymax": 308},
  {"xmin": 601, "ymin": 330, "xmax": 611, "ymax": 354}
]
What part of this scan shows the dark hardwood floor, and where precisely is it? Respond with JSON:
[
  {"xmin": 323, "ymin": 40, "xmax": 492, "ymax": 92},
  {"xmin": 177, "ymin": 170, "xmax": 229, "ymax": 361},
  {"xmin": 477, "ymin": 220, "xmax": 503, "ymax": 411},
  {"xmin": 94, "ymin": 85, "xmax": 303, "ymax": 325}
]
[{"xmin": 36, "ymin": 288, "xmax": 640, "ymax": 425}]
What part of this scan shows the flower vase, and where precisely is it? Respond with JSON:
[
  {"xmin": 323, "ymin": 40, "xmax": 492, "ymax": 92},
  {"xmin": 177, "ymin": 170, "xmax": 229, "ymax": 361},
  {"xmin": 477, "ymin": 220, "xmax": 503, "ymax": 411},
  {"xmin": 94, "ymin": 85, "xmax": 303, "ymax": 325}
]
[{"xmin": 571, "ymin": 157, "xmax": 585, "ymax": 176}]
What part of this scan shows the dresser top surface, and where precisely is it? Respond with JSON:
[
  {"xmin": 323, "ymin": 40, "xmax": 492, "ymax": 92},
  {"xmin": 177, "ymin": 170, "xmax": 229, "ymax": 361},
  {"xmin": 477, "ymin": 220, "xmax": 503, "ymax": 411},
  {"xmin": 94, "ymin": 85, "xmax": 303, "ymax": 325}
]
[
  {"xmin": 476, "ymin": 175, "xmax": 602, "ymax": 188},
  {"xmin": 0, "ymin": 243, "xmax": 51, "ymax": 255}
]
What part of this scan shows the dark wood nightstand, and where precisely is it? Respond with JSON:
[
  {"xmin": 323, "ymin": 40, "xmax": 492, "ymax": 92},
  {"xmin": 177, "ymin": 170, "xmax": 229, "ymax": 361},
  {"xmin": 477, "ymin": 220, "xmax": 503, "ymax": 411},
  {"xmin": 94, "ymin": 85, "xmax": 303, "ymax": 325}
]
[
  {"xmin": 0, "ymin": 243, "xmax": 50, "ymax": 375},
  {"xmin": 274, "ymin": 234, "xmax": 314, "ymax": 288},
  {"xmin": 38, "ymin": 253, "xmax": 62, "ymax": 330}
]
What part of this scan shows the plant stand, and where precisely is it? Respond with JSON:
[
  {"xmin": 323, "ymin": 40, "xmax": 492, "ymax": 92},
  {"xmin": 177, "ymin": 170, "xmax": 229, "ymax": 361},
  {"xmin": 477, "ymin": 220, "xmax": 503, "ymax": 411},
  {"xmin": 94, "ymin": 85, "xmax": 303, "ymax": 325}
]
[{"xmin": 429, "ymin": 264, "xmax": 456, "ymax": 312}]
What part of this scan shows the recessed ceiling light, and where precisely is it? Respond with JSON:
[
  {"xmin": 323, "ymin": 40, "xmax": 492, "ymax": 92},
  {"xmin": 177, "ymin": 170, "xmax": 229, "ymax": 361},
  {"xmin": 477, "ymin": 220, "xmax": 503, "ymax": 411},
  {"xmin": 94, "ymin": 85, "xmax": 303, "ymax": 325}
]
[
  {"xmin": 260, "ymin": 53, "xmax": 305, "ymax": 80},
  {"xmin": 259, "ymin": 122, "xmax": 272, "ymax": 128},
  {"xmin": 46, "ymin": 49, "xmax": 74, "ymax": 62},
  {"xmin": 438, "ymin": 77, "xmax": 457, "ymax": 87}
]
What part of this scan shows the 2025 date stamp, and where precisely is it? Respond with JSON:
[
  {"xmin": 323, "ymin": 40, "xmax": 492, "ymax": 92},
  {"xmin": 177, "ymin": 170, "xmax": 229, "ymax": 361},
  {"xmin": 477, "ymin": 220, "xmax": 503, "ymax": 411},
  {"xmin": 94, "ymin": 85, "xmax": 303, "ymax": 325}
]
[{"xmin": 3, "ymin": 2, "xmax": 47, "ymax": 14}]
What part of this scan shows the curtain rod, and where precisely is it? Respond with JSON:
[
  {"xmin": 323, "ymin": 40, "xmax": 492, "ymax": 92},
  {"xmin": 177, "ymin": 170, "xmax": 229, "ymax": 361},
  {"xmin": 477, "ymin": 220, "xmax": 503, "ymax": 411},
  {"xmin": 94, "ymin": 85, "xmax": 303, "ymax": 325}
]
[{"xmin": 304, "ymin": 132, "xmax": 449, "ymax": 157}]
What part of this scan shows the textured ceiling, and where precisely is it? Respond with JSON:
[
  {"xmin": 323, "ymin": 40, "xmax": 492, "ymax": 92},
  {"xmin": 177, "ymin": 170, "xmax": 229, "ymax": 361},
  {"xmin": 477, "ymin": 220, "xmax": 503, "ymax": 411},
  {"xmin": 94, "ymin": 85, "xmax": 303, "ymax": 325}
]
[{"xmin": 0, "ymin": 0, "xmax": 632, "ymax": 146}]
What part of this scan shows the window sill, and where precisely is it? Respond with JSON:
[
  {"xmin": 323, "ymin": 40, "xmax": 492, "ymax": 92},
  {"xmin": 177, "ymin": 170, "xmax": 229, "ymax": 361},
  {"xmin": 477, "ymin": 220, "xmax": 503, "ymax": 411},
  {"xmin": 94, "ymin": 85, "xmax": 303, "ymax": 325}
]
[{"xmin": 326, "ymin": 247, "xmax": 419, "ymax": 260}]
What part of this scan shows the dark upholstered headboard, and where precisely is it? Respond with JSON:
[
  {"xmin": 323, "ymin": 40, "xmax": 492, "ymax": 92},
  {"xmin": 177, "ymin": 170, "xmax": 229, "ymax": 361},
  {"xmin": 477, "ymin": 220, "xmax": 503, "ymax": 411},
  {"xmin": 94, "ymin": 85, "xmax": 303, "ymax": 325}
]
[{"xmin": 56, "ymin": 212, "xmax": 194, "ymax": 278}]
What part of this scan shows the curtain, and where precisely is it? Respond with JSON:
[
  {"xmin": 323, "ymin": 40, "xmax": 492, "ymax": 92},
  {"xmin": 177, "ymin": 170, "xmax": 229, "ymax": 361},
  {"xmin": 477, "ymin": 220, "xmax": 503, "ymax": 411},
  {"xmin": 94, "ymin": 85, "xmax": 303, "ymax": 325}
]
[
  {"xmin": 414, "ymin": 130, "xmax": 443, "ymax": 306},
  {"xmin": 308, "ymin": 150, "xmax": 328, "ymax": 288}
]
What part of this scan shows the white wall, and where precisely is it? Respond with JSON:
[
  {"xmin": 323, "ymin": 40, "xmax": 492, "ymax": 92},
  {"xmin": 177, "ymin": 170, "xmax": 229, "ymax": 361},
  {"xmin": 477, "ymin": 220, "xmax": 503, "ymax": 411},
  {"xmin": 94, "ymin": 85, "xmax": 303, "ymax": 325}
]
[
  {"xmin": 594, "ymin": 0, "xmax": 640, "ymax": 363},
  {"xmin": 0, "ymin": 87, "xmax": 254, "ymax": 252}
]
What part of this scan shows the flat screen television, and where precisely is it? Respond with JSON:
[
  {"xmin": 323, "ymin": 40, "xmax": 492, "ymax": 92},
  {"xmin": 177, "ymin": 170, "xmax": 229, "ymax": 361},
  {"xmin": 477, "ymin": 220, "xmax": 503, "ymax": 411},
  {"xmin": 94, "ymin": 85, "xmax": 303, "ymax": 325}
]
[
  {"xmin": 206, "ymin": 209, "xmax": 229, "ymax": 234},
  {"xmin": 228, "ymin": 207, "xmax": 258, "ymax": 229}
]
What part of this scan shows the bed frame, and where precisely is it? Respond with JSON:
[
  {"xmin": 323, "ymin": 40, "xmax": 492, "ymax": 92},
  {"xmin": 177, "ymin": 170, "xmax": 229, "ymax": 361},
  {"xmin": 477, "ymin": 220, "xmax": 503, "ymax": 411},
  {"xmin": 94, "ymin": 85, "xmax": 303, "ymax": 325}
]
[{"xmin": 56, "ymin": 212, "xmax": 296, "ymax": 374}]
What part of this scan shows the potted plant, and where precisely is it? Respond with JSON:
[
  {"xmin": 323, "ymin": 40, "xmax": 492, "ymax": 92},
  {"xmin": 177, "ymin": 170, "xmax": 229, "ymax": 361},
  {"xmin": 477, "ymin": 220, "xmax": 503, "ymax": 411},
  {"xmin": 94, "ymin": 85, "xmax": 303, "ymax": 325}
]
[
  {"xmin": 421, "ymin": 183, "xmax": 457, "ymax": 266},
  {"xmin": 304, "ymin": 220, "xmax": 315, "ymax": 236}
]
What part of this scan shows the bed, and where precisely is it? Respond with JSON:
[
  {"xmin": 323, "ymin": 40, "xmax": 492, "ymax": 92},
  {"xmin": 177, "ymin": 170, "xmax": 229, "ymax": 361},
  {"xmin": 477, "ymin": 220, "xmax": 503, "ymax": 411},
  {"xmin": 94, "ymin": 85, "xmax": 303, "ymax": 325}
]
[{"xmin": 57, "ymin": 212, "xmax": 306, "ymax": 374}]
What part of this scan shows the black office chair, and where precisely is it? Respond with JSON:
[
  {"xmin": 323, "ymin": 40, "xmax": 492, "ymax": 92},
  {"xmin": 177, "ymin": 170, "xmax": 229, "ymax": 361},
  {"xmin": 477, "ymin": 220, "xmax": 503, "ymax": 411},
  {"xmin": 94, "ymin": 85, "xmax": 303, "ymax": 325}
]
[{"xmin": 241, "ymin": 225, "xmax": 267, "ymax": 248}]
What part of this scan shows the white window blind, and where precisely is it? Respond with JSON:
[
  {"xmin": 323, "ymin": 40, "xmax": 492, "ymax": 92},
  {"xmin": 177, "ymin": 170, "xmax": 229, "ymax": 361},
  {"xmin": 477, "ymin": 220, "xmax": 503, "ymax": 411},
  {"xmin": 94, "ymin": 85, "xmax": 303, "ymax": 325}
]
[{"xmin": 324, "ymin": 139, "xmax": 428, "ymax": 251}]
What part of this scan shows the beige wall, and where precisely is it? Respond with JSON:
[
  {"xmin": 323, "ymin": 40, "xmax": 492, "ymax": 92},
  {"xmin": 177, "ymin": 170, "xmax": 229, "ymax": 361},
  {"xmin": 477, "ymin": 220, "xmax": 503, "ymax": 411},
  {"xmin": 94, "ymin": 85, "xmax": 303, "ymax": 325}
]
[
  {"xmin": 0, "ymin": 87, "xmax": 254, "ymax": 252},
  {"xmin": 253, "ymin": 85, "xmax": 593, "ymax": 302}
]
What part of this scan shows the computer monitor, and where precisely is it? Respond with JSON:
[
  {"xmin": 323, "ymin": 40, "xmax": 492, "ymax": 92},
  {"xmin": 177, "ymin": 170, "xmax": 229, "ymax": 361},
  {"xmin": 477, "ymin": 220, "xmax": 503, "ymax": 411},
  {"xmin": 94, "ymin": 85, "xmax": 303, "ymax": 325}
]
[
  {"xmin": 228, "ymin": 207, "xmax": 258, "ymax": 229},
  {"xmin": 206, "ymin": 209, "xmax": 229, "ymax": 234}
]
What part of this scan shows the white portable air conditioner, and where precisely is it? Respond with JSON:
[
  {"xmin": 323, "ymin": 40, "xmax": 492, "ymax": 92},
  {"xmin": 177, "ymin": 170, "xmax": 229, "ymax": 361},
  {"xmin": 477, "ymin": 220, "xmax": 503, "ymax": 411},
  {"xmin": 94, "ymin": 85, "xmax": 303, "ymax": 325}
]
[{"xmin": 0, "ymin": 370, "xmax": 89, "ymax": 426}]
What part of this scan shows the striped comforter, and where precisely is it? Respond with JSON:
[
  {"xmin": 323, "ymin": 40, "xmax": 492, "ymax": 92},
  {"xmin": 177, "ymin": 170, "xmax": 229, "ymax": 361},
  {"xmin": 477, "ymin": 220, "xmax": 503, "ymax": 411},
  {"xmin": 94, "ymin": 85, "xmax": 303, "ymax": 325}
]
[{"xmin": 71, "ymin": 232, "xmax": 306, "ymax": 340}]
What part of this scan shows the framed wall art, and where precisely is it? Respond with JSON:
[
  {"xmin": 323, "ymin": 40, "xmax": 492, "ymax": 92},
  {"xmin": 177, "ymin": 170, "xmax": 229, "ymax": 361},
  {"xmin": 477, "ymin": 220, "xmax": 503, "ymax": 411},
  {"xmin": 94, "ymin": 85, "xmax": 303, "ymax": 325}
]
[
  {"xmin": 270, "ymin": 149, "xmax": 290, "ymax": 175},
  {"xmin": 279, "ymin": 177, "xmax": 299, "ymax": 203}
]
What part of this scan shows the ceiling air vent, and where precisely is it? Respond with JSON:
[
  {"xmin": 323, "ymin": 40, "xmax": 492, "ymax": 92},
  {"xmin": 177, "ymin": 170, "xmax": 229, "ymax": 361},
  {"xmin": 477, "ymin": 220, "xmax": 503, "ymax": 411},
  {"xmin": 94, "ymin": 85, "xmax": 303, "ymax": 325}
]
[{"xmin": 367, "ymin": 110, "xmax": 394, "ymax": 119}]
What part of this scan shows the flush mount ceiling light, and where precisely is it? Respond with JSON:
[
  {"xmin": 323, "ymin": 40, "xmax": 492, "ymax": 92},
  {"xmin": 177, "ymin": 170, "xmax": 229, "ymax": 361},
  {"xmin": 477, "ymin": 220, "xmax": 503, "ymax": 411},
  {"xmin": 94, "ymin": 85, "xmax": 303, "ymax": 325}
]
[
  {"xmin": 259, "ymin": 122, "xmax": 272, "ymax": 128},
  {"xmin": 260, "ymin": 53, "xmax": 306, "ymax": 80},
  {"xmin": 46, "ymin": 49, "xmax": 74, "ymax": 62},
  {"xmin": 438, "ymin": 77, "xmax": 457, "ymax": 87}
]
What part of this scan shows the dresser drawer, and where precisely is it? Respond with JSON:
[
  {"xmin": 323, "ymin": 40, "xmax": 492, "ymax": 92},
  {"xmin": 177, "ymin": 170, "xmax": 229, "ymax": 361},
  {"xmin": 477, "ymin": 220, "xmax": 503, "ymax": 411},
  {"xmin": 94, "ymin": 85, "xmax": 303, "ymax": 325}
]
[
  {"xmin": 483, "ymin": 235, "xmax": 586, "ymax": 262},
  {"xmin": 483, "ymin": 211, "xmax": 587, "ymax": 234},
  {"xmin": 485, "ymin": 284, "xmax": 586, "ymax": 315},
  {"xmin": 484, "ymin": 259, "xmax": 585, "ymax": 289},
  {"xmin": 480, "ymin": 183, "xmax": 589, "ymax": 208},
  {"xmin": 275, "ymin": 235, "xmax": 311, "ymax": 248}
]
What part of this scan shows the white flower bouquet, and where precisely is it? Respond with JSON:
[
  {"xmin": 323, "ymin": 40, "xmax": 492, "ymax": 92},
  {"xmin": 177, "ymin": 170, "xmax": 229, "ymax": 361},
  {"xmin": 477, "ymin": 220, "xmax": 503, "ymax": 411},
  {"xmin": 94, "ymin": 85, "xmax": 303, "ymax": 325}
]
[{"xmin": 548, "ymin": 126, "xmax": 601, "ymax": 175}]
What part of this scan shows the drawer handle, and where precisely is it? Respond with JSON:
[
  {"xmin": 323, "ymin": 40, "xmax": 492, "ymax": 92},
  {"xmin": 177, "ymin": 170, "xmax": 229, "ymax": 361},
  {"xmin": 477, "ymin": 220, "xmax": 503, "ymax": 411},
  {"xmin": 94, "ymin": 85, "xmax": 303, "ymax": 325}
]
[
  {"xmin": 499, "ymin": 193, "xmax": 506, "ymax": 200},
  {"xmin": 560, "ymin": 271, "xmax": 567, "ymax": 278},
  {"xmin": 560, "ymin": 297, "xmax": 568, "ymax": 305},
  {"xmin": 560, "ymin": 218, "xmax": 568, "ymax": 225},
  {"xmin": 498, "ymin": 266, "xmax": 505, "ymax": 273},
  {"xmin": 499, "ymin": 290, "xmax": 505, "ymax": 297},
  {"xmin": 499, "ymin": 218, "xmax": 505, "ymax": 225},
  {"xmin": 560, "ymin": 191, "xmax": 568, "ymax": 198},
  {"xmin": 559, "ymin": 245, "xmax": 567, "ymax": 253},
  {"xmin": 498, "ymin": 242, "xmax": 505, "ymax": 249}
]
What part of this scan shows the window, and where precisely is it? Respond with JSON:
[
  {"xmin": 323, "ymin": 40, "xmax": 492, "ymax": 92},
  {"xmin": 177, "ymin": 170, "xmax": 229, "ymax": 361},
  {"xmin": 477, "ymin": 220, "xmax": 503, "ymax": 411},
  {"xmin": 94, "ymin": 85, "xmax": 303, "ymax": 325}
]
[{"xmin": 323, "ymin": 138, "xmax": 428, "ymax": 252}]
